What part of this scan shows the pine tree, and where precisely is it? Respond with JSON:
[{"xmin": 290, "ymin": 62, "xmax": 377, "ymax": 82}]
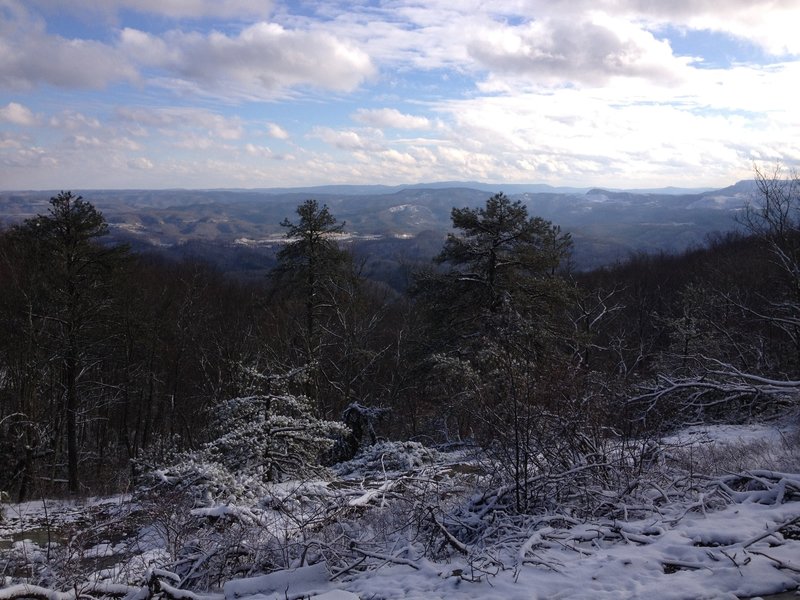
[
  {"xmin": 156, "ymin": 365, "xmax": 348, "ymax": 501},
  {"xmin": 274, "ymin": 201, "xmax": 349, "ymax": 360},
  {"xmin": 415, "ymin": 192, "xmax": 572, "ymax": 351},
  {"xmin": 11, "ymin": 192, "xmax": 128, "ymax": 494}
]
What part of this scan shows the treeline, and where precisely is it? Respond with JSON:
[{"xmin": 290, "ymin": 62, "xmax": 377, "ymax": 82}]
[{"xmin": 1, "ymin": 170, "xmax": 798, "ymax": 502}]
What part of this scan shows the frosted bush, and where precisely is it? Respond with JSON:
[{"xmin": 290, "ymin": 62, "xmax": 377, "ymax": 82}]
[
  {"xmin": 148, "ymin": 387, "xmax": 348, "ymax": 504},
  {"xmin": 334, "ymin": 440, "xmax": 439, "ymax": 477}
]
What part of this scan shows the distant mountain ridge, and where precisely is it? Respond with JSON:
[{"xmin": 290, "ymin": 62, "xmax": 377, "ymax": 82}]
[
  {"xmin": 163, "ymin": 181, "xmax": 719, "ymax": 196},
  {"xmin": 0, "ymin": 180, "xmax": 760, "ymax": 271}
]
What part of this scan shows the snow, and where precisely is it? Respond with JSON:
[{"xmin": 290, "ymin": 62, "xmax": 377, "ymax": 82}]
[
  {"xmin": 224, "ymin": 564, "xmax": 329, "ymax": 600},
  {"xmin": 387, "ymin": 204, "xmax": 419, "ymax": 214},
  {"xmin": 2, "ymin": 420, "xmax": 800, "ymax": 600},
  {"xmin": 310, "ymin": 592, "xmax": 360, "ymax": 600},
  {"xmin": 663, "ymin": 422, "xmax": 794, "ymax": 447},
  {"xmin": 337, "ymin": 499, "xmax": 800, "ymax": 599},
  {"xmin": 334, "ymin": 440, "xmax": 439, "ymax": 478}
]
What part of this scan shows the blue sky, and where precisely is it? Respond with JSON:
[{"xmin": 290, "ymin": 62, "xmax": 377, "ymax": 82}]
[{"xmin": 1, "ymin": 0, "xmax": 798, "ymax": 190}]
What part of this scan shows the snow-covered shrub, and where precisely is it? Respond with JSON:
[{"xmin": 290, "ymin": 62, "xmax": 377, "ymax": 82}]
[
  {"xmin": 328, "ymin": 402, "xmax": 390, "ymax": 462},
  {"xmin": 128, "ymin": 370, "xmax": 353, "ymax": 588},
  {"xmin": 204, "ymin": 393, "xmax": 348, "ymax": 483},
  {"xmin": 334, "ymin": 440, "xmax": 439, "ymax": 477},
  {"xmin": 146, "ymin": 366, "xmax": 349, "ymax": 505}
]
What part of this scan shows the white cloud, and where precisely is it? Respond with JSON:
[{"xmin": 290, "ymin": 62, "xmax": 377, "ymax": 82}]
[
  {"xmin": 2, "ymin": 0, "xmax": 800, "ymax": 189},
  {"xmin": 115, "ymin": 107, "xmax": 244, "ymax": 140},
  {"xmin": 120, "ymin": 22, "xmax": 375, "ymax": 97},
  {"xmin": 266, "ymin": 123, "xmax": 289, "ymax": 139},
  {"xmin": 128, "ymin": 157, "xmax": 154, "ymax": 170},
  {"xmin": 0, "ymin": 145, "xmax": 57, "ymax": 169},
  {"xmin": 288, "ymin": 1, "xmax": 800, "ymax": 85},
  {"xmin": 378, "ymin": 148, "xmax": 417, "ymax": 166},
  {"xmin": 311, "ymin": 127, "xmax": 384, "ymax": 151},
  {"xmin": 608, "ymin": 0, "xmax": 800, "ymax": 55},
  {"xmin": 0, "ymin": 102, "xmax": 37, "ymax": 126},
  {"xmin": 49, "ymin": 111, "xmax": 101, "ymax": 131},
  {"xmin": 244, "ymin": 144, "xmax": 272, "ymax": 158},
  {"xmin": 424, "ymin": 70, "xmax": 799, "ymax": 187},
  {"xmin": 65, "ymin": 135, "xmax": 105, "ymax": 149},
  {"xmin": 467, "ymin": 16, "xmax": 690, "ymax": 86},
  {"xmin": 507, "ymin": 1, "xmax": 800, "ymax": 56},
  {"xmin": 29, "ymin": 0, "xmax": 273, "ymax": 20},
  {"xmin": 0, "ymin": 4, "xmax": 136, "ymax": 90},
  {"xmin": 353, "ymin": 108, "xmax": 431, "ymax": 130},
  {"xmin": 0, "ymin": 132, "xmax": 24, "ymax": 149},
  {"xmin": 1, "ymin": 3, "xmax": 372, "ymax": 97},
  {"xmin": 0, "ymin": 34, "xmax": 135, "ymax": 90}
]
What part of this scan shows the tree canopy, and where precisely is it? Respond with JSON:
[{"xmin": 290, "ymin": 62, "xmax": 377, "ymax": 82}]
[
  {"xmin": 8, "ymin": 192, "xmax": 129, "ymax": 494},
  {"xmin": 415, "ymin": 193, "xmax": 572, "ymax": 351}
]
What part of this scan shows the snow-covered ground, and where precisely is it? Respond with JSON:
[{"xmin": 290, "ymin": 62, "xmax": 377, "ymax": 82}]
[{"xmin": 2, "ymin": 417, "xmax": 799, "ymax": 600}]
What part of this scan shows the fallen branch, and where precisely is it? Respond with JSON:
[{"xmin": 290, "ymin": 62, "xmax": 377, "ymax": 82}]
[
  {"xmin": 429, "ymin": 508, "xmax": 469, "ymax": 555},
  {"xmin": 0, "ymin": 584, "xmax": 74, "ymax": 600},
  {"xmin": 350, "ymin": 545, "xmax": 422, "ymax": 570},
  {"xmin": 329, "ymin": 555, "xmax": 368, "ymax": 580},
  {"xmin": 748, "ymin": 549, "xmax": 800, "ymax": 573},
  {"xmin": 0, "ymin": 583, "xmax": 140, "ymax": 600},
  {"xmin": 742, "ymin": 516, "xmax": 800, "ymax": 549},
  {"xmin": 661, "ymin": 559, "xmax": 711, "ymax": 572}
]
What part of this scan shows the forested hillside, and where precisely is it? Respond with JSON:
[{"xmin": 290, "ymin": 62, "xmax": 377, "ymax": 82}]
[
  {"xmin": 1, "ymin": 170, "xmax": 799, "ymax": 598},
  {"xmin": 0, "ymin": 180, "xmax": 753, "ymax": 278}
]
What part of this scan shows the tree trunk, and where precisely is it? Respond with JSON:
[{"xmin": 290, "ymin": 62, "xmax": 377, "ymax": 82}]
[{"xmin": 65, "ymin": 346, "xmax": 80, "ymax": 495}]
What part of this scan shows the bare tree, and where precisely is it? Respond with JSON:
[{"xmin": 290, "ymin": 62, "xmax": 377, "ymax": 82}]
[{"xmin": 631, "ymin": 166, "xmax": 800, "ymax": 422}]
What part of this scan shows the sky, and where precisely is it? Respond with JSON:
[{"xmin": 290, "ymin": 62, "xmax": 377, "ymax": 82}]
[{"xmin": 1, "ymin": 0, "xmax": 799, "ymax": 190}]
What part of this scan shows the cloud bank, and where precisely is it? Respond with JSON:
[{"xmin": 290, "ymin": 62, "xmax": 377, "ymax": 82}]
[{"xmin": 0, "ymin": 0, "xmax": 798, "ymax": 189}]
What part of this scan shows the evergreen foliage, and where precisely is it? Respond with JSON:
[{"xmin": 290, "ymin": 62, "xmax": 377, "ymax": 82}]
[
  {"xmin": 152, "ymin": 365, "xmax": 348, "ymax": 503},
  {"xmin": 414, "ymin": 192, "xmax": 572, "ymax": 353},
  {"xmin": 273, "ymin": 199, "xmax": 350, "ymax": 359},
  {"xmin": 6, "ymin": 192, "xmax": 128, "ymax": 494},
  {"xmin": 3, "ymin": 178, "xmax": 800, "ymax": 505}
]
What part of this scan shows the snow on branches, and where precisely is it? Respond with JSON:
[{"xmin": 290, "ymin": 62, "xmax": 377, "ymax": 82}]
[{"xmin": 148, "ymin": 366, "xmax": 348, "ymax": 504}]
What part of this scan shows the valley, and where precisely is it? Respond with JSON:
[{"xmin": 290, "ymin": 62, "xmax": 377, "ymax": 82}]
[{"xmin": 0, "ymin": 180, "xmax": 755, "ymax": 276}]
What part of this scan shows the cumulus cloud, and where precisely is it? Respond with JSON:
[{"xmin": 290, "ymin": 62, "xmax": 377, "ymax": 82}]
[
  {"xmin": 353, "ymin": 108, "xmax": 431, "ymax": 130},
  {"xmin": 0, "ymin": 102, "xmax": 37, "ymax": 126},
  {"xmin": 3, "ymin": 0, "xmax": 799, "ymax": 189},
  {"xmin": 1, "ymin": 2, "xmax": 371, "ymax": 97},
  {"xmin": 244, "ymin": 143, "xmax": 273, "ymax": 157},
  {"xmin": 518, "ymin": 0, "xmax": 800, "ymax": 56},
  {"xmin": 0, "ymin": 2, "xmax": 137, "ymax": 90},
  {"xmin": 426, "ymin": 71, "xmax": 800, "ymax": 187},
  {"xmin": 128, "ymin": 157, "xmax": 154, "ymax": 170},
  {"xmin": 266, "ymin": 123, "xmax": 289, "ymax": 139},
  {"xmin": 311, "ymin": 127, "xmax": 384, "ymax": 151},
  {"xmin": 290, "ymin": 1, "xmax": 800, "ymax": 86},
  {"xmin": 115, "ymin": 107, "xmax": 244, "ymax": 140},
  {"xmin": 680, "ymin": 4, "xmax": 800, "ymax": 56},
  {"xmin": 49, "ymin": 111, "xmax": 101, "ymax": 131},
  {"xmin": 468, "ymin": 17, "xmax": 689, "ymax": 85},
  {"xmin": 0, "ymin": 145, "xmax": 57, "ymax": 169},
  {"xmin": 0, "ymin": 34, "xmax": 136, "ymax": 90},
  {"xmin": 120, "ymin": 22, "xmax": 374, "ymax": 97},
  {"xmin": 0, "ymin": 132, "xmax": 25, "ymax": 149},
  {"xmin": 378, "ymin": 148, "xmax": 417, "ymax": 166}
]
